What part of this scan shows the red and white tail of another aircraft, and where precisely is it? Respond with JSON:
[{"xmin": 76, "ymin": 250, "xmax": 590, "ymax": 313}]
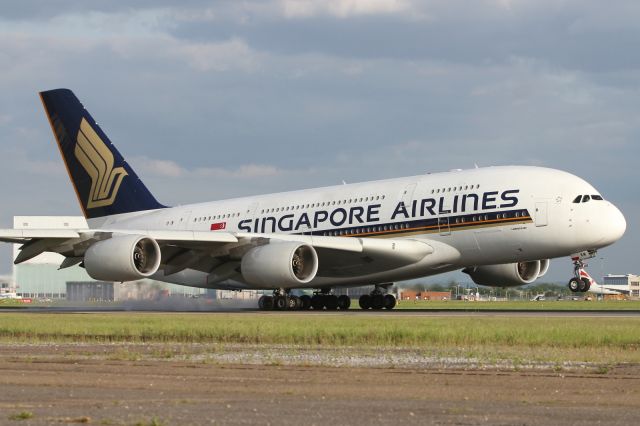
[{"xmin": 577, "ymin": 269, "xmax": 625, "ymax": 296}]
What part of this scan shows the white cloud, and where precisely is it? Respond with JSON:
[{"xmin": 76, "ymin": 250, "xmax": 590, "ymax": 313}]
[
  {"xmin": 131, "ymin": 157, "xmax": 283, "ymax": 179},
  {"xmin": 280, "ymin": 0, "xmax": 411, "ymax": 18},
  {"xmin": 177, "ymin": 38, "xmax": 260, "ymax": 72},
  {"xmin": 131, "ymin": 157, "xmax": 185, "ymax": 178},
  {"xmin": 194, "ymin": 164, "xmax": 282, "ymax": 179}
]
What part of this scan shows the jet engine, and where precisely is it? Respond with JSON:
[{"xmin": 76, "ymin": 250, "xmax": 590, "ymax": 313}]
[
  {"xmin": 241, "ymin": 242, "xmax": 318, "ymax": 288},
  {"xmin": 463, "ymin": 260, "xmax": 550, "ymax": 287},
  {"xmin": 84, "ymin": 235, "xmax": 161, "ymax": 282}
]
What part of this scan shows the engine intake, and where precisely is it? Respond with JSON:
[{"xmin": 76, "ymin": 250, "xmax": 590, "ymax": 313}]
[
  {"xmin": 241, "ymin": 242, "xmax": 318, "ymax": 288},
  {"xmin": 464, "ymin": 260, "xmax": 549, "ymax": 287},
  {"xmin": 84, "ymin": 235, "xmax": 161, "ymax": 282}
]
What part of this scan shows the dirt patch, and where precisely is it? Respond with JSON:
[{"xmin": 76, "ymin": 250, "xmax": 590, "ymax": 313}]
[{"xmin": 0, "ymin": 344, "xmax": 639, "ymax": 425}]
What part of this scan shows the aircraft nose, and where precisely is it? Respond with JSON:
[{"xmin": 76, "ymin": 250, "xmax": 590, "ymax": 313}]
[{"xmin": 608, "ymin": 203, "xmax": 627, "ymax": 242}]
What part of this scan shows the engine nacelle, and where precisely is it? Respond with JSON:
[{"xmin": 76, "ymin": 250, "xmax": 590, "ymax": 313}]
[
  {"xmin": 84, "ymin": 235, "xmax": 161, "ymax": 282},
  {"xmin": 464, "ymin": 260, "xmax": 548, "ymax": 288},
  {"xmin": 241, "ymin": 242, "xmax": 318, "ymax": 288}
]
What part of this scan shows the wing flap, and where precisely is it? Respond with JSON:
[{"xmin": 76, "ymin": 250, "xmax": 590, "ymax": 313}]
[
  {"xmin": 0, "ymin": 229, "xmax": 81, "ymax": 241},
  {"xmin": 85, "ymin": 230, "xmax": 238, "ymax": 243}
]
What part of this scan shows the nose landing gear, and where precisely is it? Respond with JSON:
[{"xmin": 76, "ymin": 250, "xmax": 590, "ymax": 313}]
[{"xmin": 568, "ymin": 251, "xmax": 596, "ymax": 293}]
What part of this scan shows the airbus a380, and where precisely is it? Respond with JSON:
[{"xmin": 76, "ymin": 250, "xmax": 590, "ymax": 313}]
[{"xmin": 0, "ymin": 89, "xmax": 627, "ymax": 310}]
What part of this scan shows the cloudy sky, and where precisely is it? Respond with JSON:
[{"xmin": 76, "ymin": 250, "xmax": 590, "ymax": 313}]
[{"xmin": 1, "ymin": 0, "xmax": 638, "ymax": 283}]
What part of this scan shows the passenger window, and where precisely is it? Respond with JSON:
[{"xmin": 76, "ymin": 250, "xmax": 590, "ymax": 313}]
[{"xmin": 573, "ymin": 195, "xmax": 582, "ymax": 203}]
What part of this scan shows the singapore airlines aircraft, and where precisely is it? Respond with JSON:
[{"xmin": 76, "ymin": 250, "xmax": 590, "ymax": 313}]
[{"xmin": 0, "ymin": 89, "xmax": 627, "ymax": 310}]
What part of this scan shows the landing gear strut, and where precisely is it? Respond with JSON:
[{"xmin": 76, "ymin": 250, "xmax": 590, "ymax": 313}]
[
  {"xmin": 568, "ymin": 252, "xmax": 595, "ymax": 293},
  {"xmin": 359, "ymin": 284, "xmax": 397, "ymax": 310}
]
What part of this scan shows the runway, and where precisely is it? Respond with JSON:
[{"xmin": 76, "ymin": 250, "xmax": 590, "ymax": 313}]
[{"xmin": 5, "ymin": 305, "xmax": 640, "ymax": 317}]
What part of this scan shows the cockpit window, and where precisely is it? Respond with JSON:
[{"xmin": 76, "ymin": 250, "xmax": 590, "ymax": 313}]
[
  {"xmin": 573, "ymin": 195, "xmax": 582, "ymax": 203},
  {"xmin": 592, "ymin": 195, "xmax": 603, "ymax": 200},
  {"xmin": 582, "ymin": 195, "xmax": 591, "ymax": 203}
]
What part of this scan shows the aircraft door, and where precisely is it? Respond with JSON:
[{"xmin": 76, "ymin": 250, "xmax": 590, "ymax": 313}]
[
  {"xmin": 245, "ymin": 202, "xmax": 259, "ymax": 233},
  {"xmin": 180, "ymin": 211, "xmax": 192, "ymax": 230},
  {"xmin": 535, "ymin": 202, "xmax": 548, "ymax": 227},
  {"xmin": 400, "ymin": 183, "xmax": 417, "ymax": 210},
  {"xmin": 438, "ymin": 216, "xmax": 451, "ymax": 236}
]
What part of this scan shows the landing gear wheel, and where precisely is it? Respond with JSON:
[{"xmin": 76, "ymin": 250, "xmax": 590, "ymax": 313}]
[
  {"xmin": 568, "ymin": 278, "xmax": 581, "ymax": 293},
  {"xmin": 274, "ymin": 295, "xmax": 288, "ymax": 310},
  {"xmin": 311, "ymin": 294, "xmax": 324, "ymax": 310},
  {"xmin": 359, "ymin": 294, "xmax": 371, "ymax": 310},
  {"xmin": 337, "ymin": 295, "xmax": 351, "ymax": 310},
  {"xmin": 288, "ymin": 296, "xmax": 300, "ymax": 310},
  {"xmin": 300, "ymin": 295, "xmax": 312, "ymax": 310},
  {"xmin": 383, "ymin": 294, "xmax": 397, "ymax": 310},
  {"xmin": 258, "ymin": 295, "xmax": 274, "ymax": 310},
  {"xmin": 581, "ymin": 277, "xmax": 591, "ymax": 292},
  {"xmin": 371, "ymin": 294, "xmax": 385, "ymax": 310},
  {"xmin": 325, "ymin": 295, "xmax": 338, "ymax": 310},
  {"xmin": 578, "ymin": 278, "xmax": 588, "ymax": 292}
]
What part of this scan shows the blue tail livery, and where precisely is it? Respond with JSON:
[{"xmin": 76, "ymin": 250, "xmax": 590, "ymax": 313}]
[{"xmin": 40, "ymin": 89, "xmax": 165, "ymax": 219}]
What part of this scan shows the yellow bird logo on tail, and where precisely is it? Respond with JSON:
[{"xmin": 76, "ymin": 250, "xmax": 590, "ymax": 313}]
[{"xmin": 74, "ymin": 118, "xmax": 128, "ymax": 209}]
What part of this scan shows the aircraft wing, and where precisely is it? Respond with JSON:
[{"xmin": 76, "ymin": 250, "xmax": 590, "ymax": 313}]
[{"xmin": 2, "ymin": 228, "xmax": 442, "ymax": 280}]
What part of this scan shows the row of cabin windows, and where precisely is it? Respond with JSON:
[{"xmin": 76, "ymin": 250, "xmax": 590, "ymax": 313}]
[
  {"xmin": 319, "ymin": 210, "xmax": 530, "ymax": 237},
  {"xmin": 193, "ymin": 212, "xmax": 240, "ymax": 223},
  {"xmin": 452, "ymin": 210, "xmax": 529, "ymax": 224},
  {"xmin": 260, "ymin": 195, "xmax": 386, "ymax": 215},
  {"xmin": 165, "ymin": 212, "xmax": 240, "ymax": 226},
  {"xmin": 431, "ymin": 184, "xmax": 480, "ymax": 194},
  {"xmin": 322, "ymin": 223, "xmax": 410, "ymax": 236}
]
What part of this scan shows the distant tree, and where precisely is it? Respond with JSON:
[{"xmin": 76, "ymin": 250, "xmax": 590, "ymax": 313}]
[{"xmin": 429, "ymin": 283, "xmax": 445, "ymax": 292}]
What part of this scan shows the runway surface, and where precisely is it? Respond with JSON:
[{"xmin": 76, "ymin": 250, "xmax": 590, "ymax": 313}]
[
  {"xmin": 1, "ymin": 348, "xmax": 639, "ymax": 426},
  {"xmin": 5, "ymin": 306, "xmax": 640, "ymax": 317}
]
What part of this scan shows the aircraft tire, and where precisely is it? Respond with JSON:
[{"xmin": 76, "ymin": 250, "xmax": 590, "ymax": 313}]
[
  {"xmin": 359, "ymin": 294, "xmax": 371, "ymax": 310},
  {"xmin": 371, "ymin": 294, "xmax": 385, "ymax": 310},
  {"xmin": 274, "ymin": 295, "xmax": 288, "ymax": 310},
  {"xmin": 300, "ymin": 295, "xmax": 312, "ymax": 310},
  {"xmin": 581, "ymin": 277, "xmax": 591, "ymax": 292},
  {"xmin": 383, "ymin": 294, "xmax": 397, "ymax": 310},
  {"xmin": 311, "ymin": 294, "xmax": 324, "ymax": 310},
  {"xmin": 288, "ymin": 296, "xmax": 299, "ymax": 310},
  {"xmin": 325, "ymin": 295, "xmax": 339, "ymax": 310},
  {"xmin": 260, "ymin": 296, "xmax": 274, "ymax": 310},
  {"xmin": 568, "ymin": 278, "xmax": 581, "ymax": 292},
  {"xmin": 577, "ymin": 279, "xmax": 588, "ymax": 293},
  {"xmin": 337, "ymin": 295, "xmax": 351, "ymax": 310}
]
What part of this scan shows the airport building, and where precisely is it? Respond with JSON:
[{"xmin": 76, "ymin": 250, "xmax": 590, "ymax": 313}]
[{"xmin": 602, "ymin": 274, "xmax": 640, "ymax": 297}]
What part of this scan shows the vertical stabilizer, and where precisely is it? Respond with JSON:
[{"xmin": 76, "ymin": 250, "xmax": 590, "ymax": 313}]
[{"xmin": 39, "ymin": 89, "xmax": 165, "ymax": 219}]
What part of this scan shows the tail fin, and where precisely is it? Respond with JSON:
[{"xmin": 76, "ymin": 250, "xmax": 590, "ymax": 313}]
[{"xmin": 40, "ymin": 89, "xmax": 165, "ymax": 219}]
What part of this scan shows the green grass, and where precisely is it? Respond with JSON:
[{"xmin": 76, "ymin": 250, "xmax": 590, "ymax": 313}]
[
  {"xmin": 0, "ymin": 300, "xmax": 28, "ymax": 309},
  {"xmin": 0, "ymin": 312, "xmax": 639, "ymax": 350},
  {"xmin": 8, "ymin": 411, "xmax": 34, "ymax": 421},
  {"xmin": 394, "ymin": 300, "xmax": 640, "ymax": 310}
]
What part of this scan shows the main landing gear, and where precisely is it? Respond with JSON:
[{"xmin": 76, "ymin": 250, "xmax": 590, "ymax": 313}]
[
  {"xmin": 567, "ymin": 251, "xmax": 596, "ymax": 293},
  {"xmin": 358, "ymin": 285, "xmax": 397, "ymax": 310},
  {"xmin": 257, "ymin": 289, "xmax": 351, "ymax": 311}
]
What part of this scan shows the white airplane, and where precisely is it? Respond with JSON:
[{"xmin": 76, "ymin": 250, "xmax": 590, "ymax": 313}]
[
  {"xmin": 571, "ymin": 268, "xmax": 625, "ymax": 296},
  {"xmin": 0, "ymin": 89, "xmax": 627, "ymax": 310}
]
